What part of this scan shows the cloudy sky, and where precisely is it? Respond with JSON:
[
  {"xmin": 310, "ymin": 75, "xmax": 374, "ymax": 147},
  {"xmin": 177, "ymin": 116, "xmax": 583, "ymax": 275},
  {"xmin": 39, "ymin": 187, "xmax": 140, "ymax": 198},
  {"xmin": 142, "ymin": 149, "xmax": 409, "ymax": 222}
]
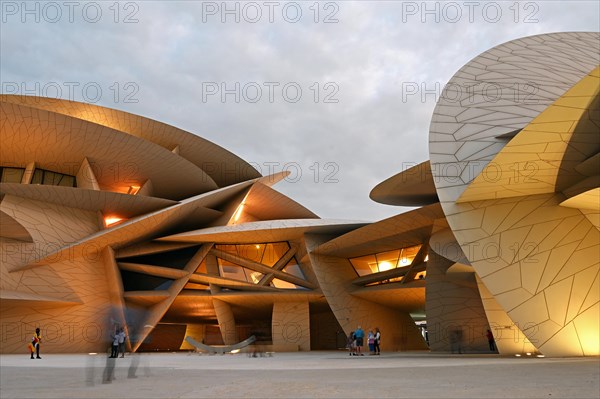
[{"xmin": 1, "ymin": 1, "xmax": 598, "ymax": 221}]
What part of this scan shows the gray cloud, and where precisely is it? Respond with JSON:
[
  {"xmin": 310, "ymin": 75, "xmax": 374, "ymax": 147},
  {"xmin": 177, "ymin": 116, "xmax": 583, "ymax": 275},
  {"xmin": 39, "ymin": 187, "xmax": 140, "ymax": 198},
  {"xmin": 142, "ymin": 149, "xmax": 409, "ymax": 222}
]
[{"xmin": 1, "ymin": 0, "xmax": 598, "ymax": 221}]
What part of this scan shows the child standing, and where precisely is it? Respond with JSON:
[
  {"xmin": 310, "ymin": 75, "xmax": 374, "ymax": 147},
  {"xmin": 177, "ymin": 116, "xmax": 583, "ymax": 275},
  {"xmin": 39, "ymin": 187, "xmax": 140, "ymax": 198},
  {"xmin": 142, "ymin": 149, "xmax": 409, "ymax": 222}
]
[
  {"xmin": 29, "ymin": 328, "xmax": 42, "ymax": 359},
  {"xmin": 368, "ymin": 330, "xmax": 375, "ymax": 355}
]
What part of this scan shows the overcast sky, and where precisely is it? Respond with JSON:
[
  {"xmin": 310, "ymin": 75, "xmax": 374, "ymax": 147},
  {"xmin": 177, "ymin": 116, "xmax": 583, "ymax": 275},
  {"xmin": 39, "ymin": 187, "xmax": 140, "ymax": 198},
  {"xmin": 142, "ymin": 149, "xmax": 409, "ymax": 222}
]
[{"xmin": 1, "ymin": 1, "xmax": 599, "ymax": 221}]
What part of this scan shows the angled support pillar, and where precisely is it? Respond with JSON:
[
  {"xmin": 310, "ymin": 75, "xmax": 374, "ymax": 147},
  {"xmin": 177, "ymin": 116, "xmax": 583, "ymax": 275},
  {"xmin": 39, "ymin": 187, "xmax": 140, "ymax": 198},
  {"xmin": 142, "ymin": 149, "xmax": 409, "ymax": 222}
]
[
  {"xmin": 258, "ymin": 244, "xmax": 298, "ymax": 286},
  {"xmin": 131, "ymin": 244, "xmax": 213, "ymax": 352},
  {"xmin": 102, "ymin": 246, "xmax": 132, "ymax": 351}
]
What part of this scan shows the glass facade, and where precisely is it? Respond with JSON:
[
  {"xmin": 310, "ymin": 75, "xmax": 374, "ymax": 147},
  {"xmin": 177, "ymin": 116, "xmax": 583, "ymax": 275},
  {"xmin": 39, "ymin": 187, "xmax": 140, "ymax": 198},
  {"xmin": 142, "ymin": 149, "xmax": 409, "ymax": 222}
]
[
  {"xmin": 272, "ymin": 259, "xmax": 307, "ymax": 289},
  {"xmin": 217, "ymin": 258, "xmax": 265, "ymax": 283},
  {"xmin": 0, "ymin": 167, "xmax": 25, "ymax": 183},
  {"xmin": 1, "ymin": 166, "xmax": 75, "ymax": 187},
  {"xmin": 214, "ymin": 242, "xmax": 307, "ymax": 289},
  {"xmin": 349, "ymin": 244, "xmax": 424, "ymax": 282},
  {"xmin": 216, "ymin": 242, "xmax": 289, "ymax": 266},
  {"xmin": 31, "ymin": 168, "xmax": 76, "ymax": 187}
]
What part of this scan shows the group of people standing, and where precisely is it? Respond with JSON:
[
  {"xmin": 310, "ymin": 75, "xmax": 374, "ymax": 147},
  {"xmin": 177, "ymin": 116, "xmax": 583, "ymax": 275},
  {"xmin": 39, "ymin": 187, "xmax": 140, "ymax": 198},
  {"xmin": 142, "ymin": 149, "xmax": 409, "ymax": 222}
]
[
  {"xmin": 110, "ymin": 327, "xmax": 127, "ymax": 358},
  {"xmin": 347, "ymin": 326, "xmax": 381, "ymax": 356}
]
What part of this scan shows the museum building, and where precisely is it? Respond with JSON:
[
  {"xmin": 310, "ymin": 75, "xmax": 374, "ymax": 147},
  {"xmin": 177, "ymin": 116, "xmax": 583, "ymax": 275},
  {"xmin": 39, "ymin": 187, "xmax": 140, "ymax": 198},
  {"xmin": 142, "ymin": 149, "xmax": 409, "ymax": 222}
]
[{"xmin": 1, "ymin": 32, "xmax": 598, "ymax": 357}]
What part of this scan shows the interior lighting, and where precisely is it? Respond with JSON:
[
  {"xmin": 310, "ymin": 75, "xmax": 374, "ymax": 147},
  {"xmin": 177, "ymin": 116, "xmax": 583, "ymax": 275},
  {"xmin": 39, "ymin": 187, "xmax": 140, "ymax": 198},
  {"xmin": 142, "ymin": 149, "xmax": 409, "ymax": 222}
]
[
  {"xmin": 104, "ymin": 215, "xmax": 124, "ymax": 227},
  {"xmin": 398, "ymin": 257, "xmax": 411, "ymax": 267},
  {"xmin": 127, "ymin": 185, "xmax": 141, "ymax": 195},
  {"xmin": 378, "ymin": 261, "xmax": 394, "ymax": 272}
]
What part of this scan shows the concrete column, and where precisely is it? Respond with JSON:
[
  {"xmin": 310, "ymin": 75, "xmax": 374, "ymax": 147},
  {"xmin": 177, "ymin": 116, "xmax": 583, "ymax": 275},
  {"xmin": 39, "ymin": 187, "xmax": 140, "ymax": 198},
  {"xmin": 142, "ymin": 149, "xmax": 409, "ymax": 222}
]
[
  {"xmin": 426, "ymin": 229, "xmax": 491, "ymax": 353},
  {"xmin": 212, "ymin": 299, "xmax": 238, "ymax": 345},
  {"xmin": 272, "ymin": 302, "xmax": 310, "ymax": 351},
  {"xmin": 180, "ymin": 324, "xmax": 206, "ymax": 350}
]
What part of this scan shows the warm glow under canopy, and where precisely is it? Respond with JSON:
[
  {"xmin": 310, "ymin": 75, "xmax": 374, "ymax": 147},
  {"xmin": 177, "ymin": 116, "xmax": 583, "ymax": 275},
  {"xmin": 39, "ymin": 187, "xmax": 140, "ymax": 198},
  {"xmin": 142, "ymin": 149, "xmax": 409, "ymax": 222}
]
[
  {"xmin": 350, "ymin": 245, "xmax": 422, "ymax": 276},
  {"xmin": 104, "ymin": 215, "xmax": 125, "ymax": 227}
]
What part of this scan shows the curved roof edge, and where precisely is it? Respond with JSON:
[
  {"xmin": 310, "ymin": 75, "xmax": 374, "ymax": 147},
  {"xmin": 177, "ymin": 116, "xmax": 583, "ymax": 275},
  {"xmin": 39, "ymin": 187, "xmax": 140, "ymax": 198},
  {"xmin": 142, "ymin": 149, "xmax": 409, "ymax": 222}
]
[
  {"xmin": 0, "ymin": 95, "xmax": 262, "ymax": 187},
  {"xmin": 370, "ymin": 161, "xmax": 438, "ymax": 206}
]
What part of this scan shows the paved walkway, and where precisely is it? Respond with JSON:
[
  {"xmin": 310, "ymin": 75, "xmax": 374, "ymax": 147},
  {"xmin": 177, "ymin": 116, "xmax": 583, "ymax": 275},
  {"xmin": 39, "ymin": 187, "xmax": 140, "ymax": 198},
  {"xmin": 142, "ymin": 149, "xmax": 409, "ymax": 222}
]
[{"xmin": 1, "ymin": 351, "xmax": 598, "ymax": 398}]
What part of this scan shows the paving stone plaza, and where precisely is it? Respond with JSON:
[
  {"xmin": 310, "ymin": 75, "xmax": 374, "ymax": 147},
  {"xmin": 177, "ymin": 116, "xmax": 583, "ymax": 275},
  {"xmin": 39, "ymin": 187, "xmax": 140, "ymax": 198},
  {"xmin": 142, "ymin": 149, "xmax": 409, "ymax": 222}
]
[{"xmin": 1, "ymin": 352, "xmax": 598, "ymax": 399}]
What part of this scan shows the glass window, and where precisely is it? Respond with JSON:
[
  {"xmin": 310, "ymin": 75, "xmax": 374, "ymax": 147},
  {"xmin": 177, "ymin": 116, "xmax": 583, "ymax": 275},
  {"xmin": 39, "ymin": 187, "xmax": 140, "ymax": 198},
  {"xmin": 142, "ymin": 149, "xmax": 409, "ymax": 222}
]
[
  {"xmin": 218, "ymin": 258, "xmax": 246, "ymax": 281},
  {"xmin": 282, "ymin": 259, "xmax": 305, "ymax": 280},
  {"xmin": 375, "ymin": 250, "xmax": 401, "ymax": 272},
  {"xmin": 236, "ymin": 244, "xmax": 265, "ymax": 263},
  {"xmin": 261, "ymin": 242, "xmax": 289, "ymax": 266},
  {"xmin": 214, "ymin": 242, "xmax": 290, "ymax": 267},
  {"xmin": 245, "ymin": 270, "xmax": 264, "ymax": 284},
  {"xmin": 350, "ymin": 244, "xmax": 423, "ymax": 276},
  {"xmin": 58, "ymin": 175, "xmax": 76, "ymax": 187},
  {"xmin": 215, "ymin": 242, "xmax": 300, "ymax": 285},
  {"xmin": 349, "ymin": 254, "xmax": 378, "ymax": 276},
  {"xmin": 29, "ymin": 168, "xmax": 76, "ymax": 187},
  {"xmin": 399, "ymin": 245, "xmax": 422, "ymax": 267},
  {"xmin": 30, "ymin": 169, "xmax": 43, "ymax": 184},
  {"xmin": 217, "ymin": 258, "xmax": 265, "ymax": 284},
  {"xmin": 0, "ymin": 167, "xmax": 25, "ymax": 183}
]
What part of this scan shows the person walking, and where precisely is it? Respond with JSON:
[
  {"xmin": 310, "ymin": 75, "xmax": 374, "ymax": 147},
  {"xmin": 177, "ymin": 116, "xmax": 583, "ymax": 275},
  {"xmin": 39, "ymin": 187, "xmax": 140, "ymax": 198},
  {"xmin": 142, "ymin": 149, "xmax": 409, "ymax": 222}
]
[
  {"xmin": 347, "ymin": 331, "xmax": 357, "ymax": 356},
  {"xmin": 118, "ymin": 328, "xmax": 127, "ymax": 358},
  {"xmin": 110, "ymin": 328, "xmax": 119, "ymax": 358},
  {"xmin": 374, "ymin": 327, "xmax": 381, "ymax": 355}
]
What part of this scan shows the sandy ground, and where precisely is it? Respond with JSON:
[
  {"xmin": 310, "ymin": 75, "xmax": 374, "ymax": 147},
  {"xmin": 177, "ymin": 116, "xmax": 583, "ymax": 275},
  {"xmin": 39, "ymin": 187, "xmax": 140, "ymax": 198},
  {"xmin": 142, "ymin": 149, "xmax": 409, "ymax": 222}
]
[{"xmin": 1, "ymin": 351, "xmax": 598, "ymax": 399}]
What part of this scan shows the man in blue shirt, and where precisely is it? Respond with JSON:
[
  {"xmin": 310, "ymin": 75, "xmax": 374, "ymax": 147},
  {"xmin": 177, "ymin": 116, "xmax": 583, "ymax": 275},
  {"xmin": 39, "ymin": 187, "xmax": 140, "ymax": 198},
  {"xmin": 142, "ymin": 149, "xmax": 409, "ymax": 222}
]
[{"xmin": 354, "ymin": 326, "xmax": 365, "ymax": 356}]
